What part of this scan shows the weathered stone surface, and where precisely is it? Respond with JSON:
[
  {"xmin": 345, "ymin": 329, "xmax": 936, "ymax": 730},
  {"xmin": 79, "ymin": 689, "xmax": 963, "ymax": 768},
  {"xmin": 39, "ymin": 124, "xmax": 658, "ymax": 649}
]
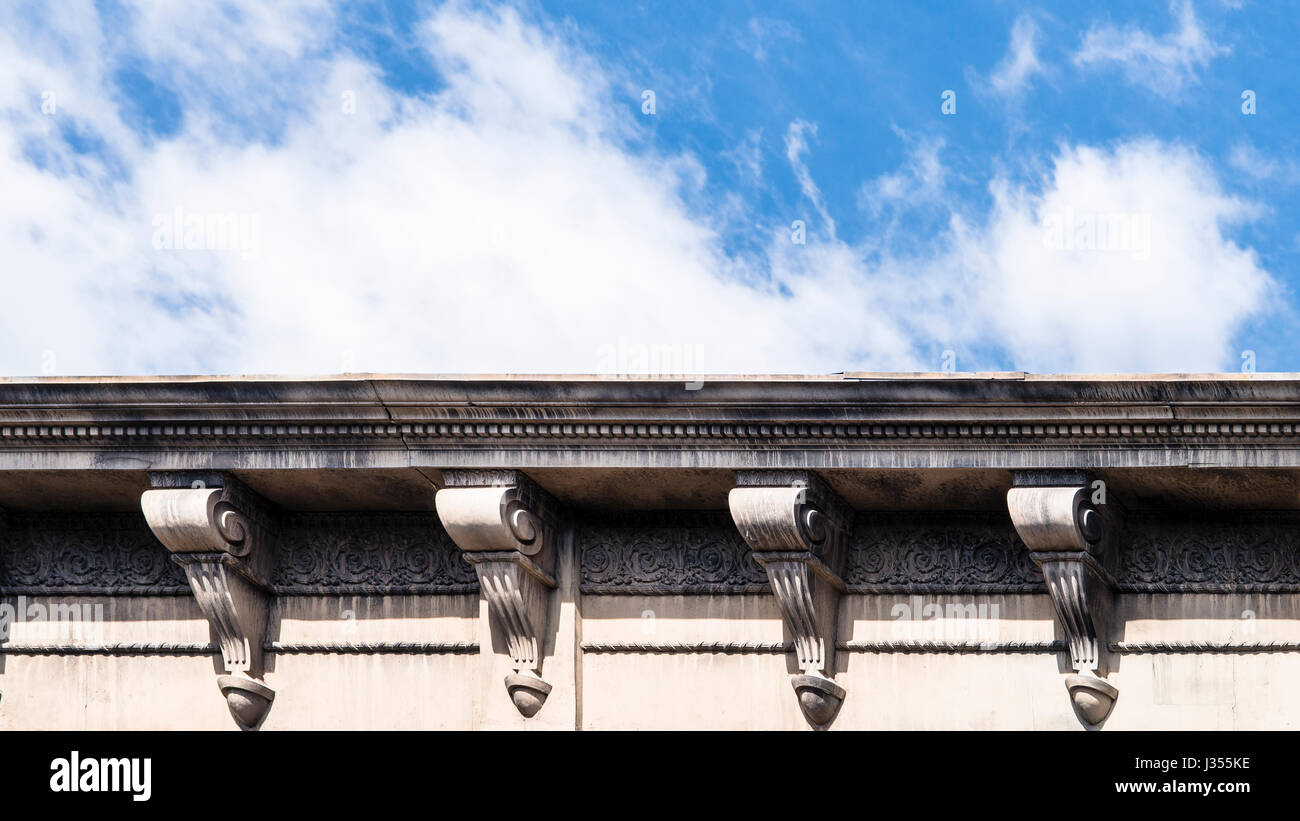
[
  {"xmin": 845, "ymin": 512, "xmax": 1041, "ymax": 592},
  {"xmin": 577, "ymin": 511, "xmax": 765, "ymax": 594},
  {"xmin": 1009, "ymin": 475, "xmax": 1118, "ymax": 728},
  {"xmin": 141, "ymin": 474, "xmax": 278, "ymax": 729},
  {"xmin": 0, "ymin": 513, "xmax": 188, "ymax": 594},
  {"xmin": 729, "ymin": 471, "xmax": 852, "ymax": 729},
  {"xmin": 273, "ymin": 512, "xmax": 477, "ymax": 594},
  {"xmin": 0, "ymin": 374, "xmax": 1295, "ymax": 730},
  {"xmin": 435, "ymin": 470, "xmax": 562, "ymax": 718},
  {"xmin": 5, "ymin": 375, "xmax": 1300, "ymax": 473},
  {"xmin": 17, "ymin": 508, "xmax": 1300, "ymax": 600}
]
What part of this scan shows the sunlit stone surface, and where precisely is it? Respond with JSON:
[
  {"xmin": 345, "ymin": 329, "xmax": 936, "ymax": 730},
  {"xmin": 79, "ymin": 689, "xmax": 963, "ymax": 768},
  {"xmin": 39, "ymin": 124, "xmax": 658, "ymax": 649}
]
[{"xmin": 0, "ymin": 373, "xmax": 1298, "ymax": 730}]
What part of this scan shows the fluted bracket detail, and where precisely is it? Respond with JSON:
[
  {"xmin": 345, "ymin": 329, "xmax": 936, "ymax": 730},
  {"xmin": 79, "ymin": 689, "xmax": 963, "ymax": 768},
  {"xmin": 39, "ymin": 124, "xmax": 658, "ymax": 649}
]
[
  {"xmin": 169, "ymin": 553, "xmax": 272, "ymax": 674},
  {"xmin": 141, "ymin": 473, "xmax": 276, "ymax": 730},
  {"xmin": 436, "ymin": 470, "xmax": 561, "ymax": 718},
  {"xmin": 729, "ymin": 471, "xmax": 851, "ymax": 729},
  {"xmin": 461, "ymin": 551, "xmax": 556, "ymax": 672},
  {"xmin": 749, "ymin": 552, "xmax": 846, "ymax": 674},
  {"xmin": 1008, "ymin": 476, "xmax": 1118, "ymax": 728}
]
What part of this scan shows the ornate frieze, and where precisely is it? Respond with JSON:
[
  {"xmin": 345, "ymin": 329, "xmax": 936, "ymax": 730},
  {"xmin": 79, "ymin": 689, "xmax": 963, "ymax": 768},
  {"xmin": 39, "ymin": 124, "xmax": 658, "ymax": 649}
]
[
  {"xmin": 9, "ymin": 509, "xmax": 1300, "ymax": 599},
  {"xmin": 1119, "ymin": 512, "xmax": 1300, "ymax": 592},
  {"xmin": 581, "ymin": 641, "xmax": 792, "ymax": 654},
  {"xmin": 578, "ymin": 511, "xmax": 766, "ymax": 594},
  {"xmin": 273, "ymin": 512, "xmax": 477, "ymax": 594},
  {"xmin": 0, "ymin": 640, "xmax": 482, "ymax": 656},
  {"xmin": 845, "ymin": 512, "xmax": 1042, "ymax": 592},
  {"xmin": 579, "ymin": 509, "xmax": 1300, "ymax": 595},
  {"xmin": 0, "ymin": 513, "xmax": 189, "ymax": 595},
  {"xmin": 0, "ymin": 511, "xmax": 478, "ymax": 597}
]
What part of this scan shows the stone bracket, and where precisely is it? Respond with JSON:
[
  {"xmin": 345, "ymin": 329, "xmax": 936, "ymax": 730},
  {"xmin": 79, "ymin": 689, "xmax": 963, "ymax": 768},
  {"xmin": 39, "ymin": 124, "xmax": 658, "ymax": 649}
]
[
  {"xmin": 141, "ymin": 473, "xmax": 277, "ymax": 730},
  {"xmin": 435, "ymin": 470, "xmax": 562, "ymax": 718},
  {"xmin": 1008, "ymin": 476, "xmax": 1118, "ymax": 728},
  {"xmin": 729, "ymin": 471, "xmax": 852, "ymax": 729}
]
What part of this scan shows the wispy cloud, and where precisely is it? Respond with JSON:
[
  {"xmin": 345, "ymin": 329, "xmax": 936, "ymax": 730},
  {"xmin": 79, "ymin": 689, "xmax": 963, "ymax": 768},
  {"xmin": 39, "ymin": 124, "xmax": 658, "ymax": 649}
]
[
  {"xmin": 722, "ymin": 127, "xmax": 764, "ymax": 184},
  {"xmin": 859, "ymin": 129, "xmax": 948, "ymax": 217},
  {"xmin": 1228, "ymin": 140, "xmax": 1300, "ymax": 185},
  {"xmin": 784, "ymin": 120, "xmax": 836, "ymax": 241},
  {"xmin": 988, "ymin": 16, "xmax": 1044, "ymax": 95},
  {"xmin": 738, "ymin": 17, "xmax": 801, "ymax": 62},
  {"xmin": 1073, "ymin": 0, "xmax": 1227, "ymax": 96}
]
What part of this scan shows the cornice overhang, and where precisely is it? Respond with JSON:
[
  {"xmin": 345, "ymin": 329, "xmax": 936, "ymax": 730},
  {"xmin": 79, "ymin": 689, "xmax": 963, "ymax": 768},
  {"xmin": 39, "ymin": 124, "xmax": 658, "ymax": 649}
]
[{"xmin": 2, "ymin": 374, "xmax": 1300, "ymax": 471}]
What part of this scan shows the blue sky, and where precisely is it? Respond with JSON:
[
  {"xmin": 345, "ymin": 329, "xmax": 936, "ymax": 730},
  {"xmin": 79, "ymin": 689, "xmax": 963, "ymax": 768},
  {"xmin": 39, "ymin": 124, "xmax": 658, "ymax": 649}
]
[{"xmin": 2, "ymin": 0, "xmax": 1297, "ymax": 375}]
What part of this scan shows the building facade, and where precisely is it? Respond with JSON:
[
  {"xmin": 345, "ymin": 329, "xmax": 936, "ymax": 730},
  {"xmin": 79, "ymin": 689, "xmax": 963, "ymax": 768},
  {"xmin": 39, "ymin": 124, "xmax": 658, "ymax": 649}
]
[{"xmin": 0, "ymin": 373, "xmax": 1296, "ymax": 730}]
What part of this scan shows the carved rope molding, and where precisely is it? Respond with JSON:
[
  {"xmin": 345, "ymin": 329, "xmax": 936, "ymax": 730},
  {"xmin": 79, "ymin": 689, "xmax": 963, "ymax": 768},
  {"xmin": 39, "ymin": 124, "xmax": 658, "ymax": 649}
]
[
  {"xmin": 728, "ymin": 470, "xmax": 852, "ymax": 729},
  {"xmin": 0, "ymin": 641, "xmax": 482, "ymax": 656},
  {"xmin": 581, "ymin": 641, "xmax": 794, "ymax": 654},
  {"xmin": 580, "ymin": 640, "xmax": 1070, "ymax": 655},
  {"xmin": 140, "ymin": 473, "xmax": 277, "ymax": 731},
  {"xmin": 435, "ymin": 469, "xmax": 561, "ymax": 719},
  {"xmin": 1007, "ymin": 477, "xmax": 1119, "ymax": 729},
  {"xmin": 26, "ymin": 638, "xmax": 1300, "ymax": 657}
]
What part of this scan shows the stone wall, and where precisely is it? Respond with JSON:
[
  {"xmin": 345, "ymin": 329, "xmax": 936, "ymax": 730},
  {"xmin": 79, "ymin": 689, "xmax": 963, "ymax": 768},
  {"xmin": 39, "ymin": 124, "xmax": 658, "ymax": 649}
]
[
  {"xmin": 3, "ymin": 374, "xmax": 1298, "ymax": 729},
  {"xmin": 3, "ymin": 499, "xmax": 1297, "ymax": 729}
]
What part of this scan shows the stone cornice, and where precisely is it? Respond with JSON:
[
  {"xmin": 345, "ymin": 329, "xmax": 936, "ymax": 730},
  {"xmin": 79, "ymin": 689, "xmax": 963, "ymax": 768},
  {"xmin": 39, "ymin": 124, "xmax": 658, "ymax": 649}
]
[{"xmin": 4, "ymin": 376, "xmax": 1300, "ymax": 470}]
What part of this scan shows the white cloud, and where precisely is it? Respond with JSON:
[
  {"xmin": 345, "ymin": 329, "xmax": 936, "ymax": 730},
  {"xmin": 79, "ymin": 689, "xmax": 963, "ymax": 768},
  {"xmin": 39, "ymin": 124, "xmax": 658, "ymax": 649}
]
[
  {"xmin": 127, "ymin": 0, "xmax": 331, "ymax": 70},
  {"xmin": 738, "ymin": 17, "xmax": 800, "ymax": 62},
  {"xmin": 859, "ymin": 130, "xmax": 947, "ymax": 217},
  {"xmin": 1074, "ymin": 0, "xmax": 1227, "ymax": 95},
  {"xmin": 722, "ymin": 128, "xmax": 764, "ymax": 184},
  {"xmin": 784, "ymin": 120, "xmax": 837, "ymax": 242},
  {"xmin": 0, "ymin": 1, "xmax": 1275, "ymax": 377},
  {"xmin": 988, "ymin": 16, "xmax": 1043, "ymax": 95},
  {"xmin": 967, "ymin": 141, "xmax": 1271, "ymax": 371},
  {"xmin": 1228, "ymin": 140, "xmax": 1300, "ymax": 185},
  {"xmin": 0, "ymin": 3, "xmax": 918, "ymax": 376}
]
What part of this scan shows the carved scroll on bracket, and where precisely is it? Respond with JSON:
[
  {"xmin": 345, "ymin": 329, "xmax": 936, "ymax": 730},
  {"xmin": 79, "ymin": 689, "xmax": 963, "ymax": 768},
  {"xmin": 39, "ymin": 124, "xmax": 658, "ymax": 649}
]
[
  {"xmin": 1007, "ymin": 473, "xmax": 1119, "ymax": 728},
  {"xmin": 141, "ymin": 473, "xmax": 277, "ymax": 730},
  {"xmin": 728, "ymin": 470, "xmax": 852, "ymax": 729},
  {"xmin": 435, "ymin": 470, "xmax": 561, "ymax": 718}
]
